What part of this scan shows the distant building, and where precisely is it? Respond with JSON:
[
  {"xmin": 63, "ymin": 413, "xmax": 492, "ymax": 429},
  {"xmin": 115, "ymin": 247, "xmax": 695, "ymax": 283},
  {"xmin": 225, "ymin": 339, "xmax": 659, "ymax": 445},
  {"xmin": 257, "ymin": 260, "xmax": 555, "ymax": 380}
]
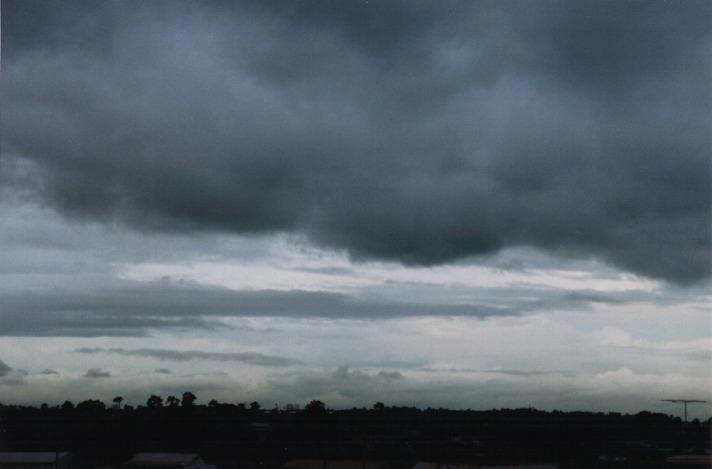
[
  {"xmin": 0, "ymin": 452, "xmax": 74, "ymax": 469},
  {"xmin": 281, "ymin": 459, "xmax": 388, "ymax": 469},
  {"xmin": 122, "ymin": 453, "xmax": 213, "ymax": 469}
]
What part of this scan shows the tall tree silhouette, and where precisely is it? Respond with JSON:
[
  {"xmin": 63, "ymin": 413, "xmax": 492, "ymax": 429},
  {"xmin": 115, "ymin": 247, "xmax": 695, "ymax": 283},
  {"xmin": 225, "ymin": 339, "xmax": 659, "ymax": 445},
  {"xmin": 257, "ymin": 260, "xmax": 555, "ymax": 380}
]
[
  {"xmin": 305, "ymin": 400, "xmax": 326, "ymax": 414},
  {"xmin": 146, "ymin": 395, "xmax": 163, "ymax": 410},
  {"xmin": 166, "ymin": 395, "xmax": 180, "ymax": 407},
  {"xmin": 181, "ymin": 391, "xmax": 197, "ymax": 408}
]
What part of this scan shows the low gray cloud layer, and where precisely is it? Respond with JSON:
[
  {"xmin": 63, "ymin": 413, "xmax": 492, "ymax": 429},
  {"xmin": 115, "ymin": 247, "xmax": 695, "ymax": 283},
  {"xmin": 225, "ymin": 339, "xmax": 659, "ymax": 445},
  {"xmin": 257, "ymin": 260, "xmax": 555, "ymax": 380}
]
[
  {"xmin": 1, "ymin": 275, "xmax": 668, "ymax": 337},
  {"xmin": 75, "ymin": 347, "xmax": 300, "ymax": 367},
  {"xmin": 2, "ymin": 1, "xmax": 709, "ymax": 283}
]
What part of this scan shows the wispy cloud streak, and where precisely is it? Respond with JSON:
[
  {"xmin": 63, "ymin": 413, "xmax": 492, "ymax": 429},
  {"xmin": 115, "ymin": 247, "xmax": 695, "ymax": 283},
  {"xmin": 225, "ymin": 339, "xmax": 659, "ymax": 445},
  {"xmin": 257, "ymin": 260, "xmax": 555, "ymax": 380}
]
[{"xmin": 75, "ymin": 347, "xmax": 300, "ymax": 367}]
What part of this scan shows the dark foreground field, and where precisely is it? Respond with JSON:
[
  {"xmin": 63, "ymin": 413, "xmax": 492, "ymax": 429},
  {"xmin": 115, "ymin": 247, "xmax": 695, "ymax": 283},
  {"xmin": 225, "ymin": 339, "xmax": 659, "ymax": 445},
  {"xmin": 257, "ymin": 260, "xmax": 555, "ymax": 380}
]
[{"xmin": 1, "ymin": 399, "xmax": 709, "ymax": 468}]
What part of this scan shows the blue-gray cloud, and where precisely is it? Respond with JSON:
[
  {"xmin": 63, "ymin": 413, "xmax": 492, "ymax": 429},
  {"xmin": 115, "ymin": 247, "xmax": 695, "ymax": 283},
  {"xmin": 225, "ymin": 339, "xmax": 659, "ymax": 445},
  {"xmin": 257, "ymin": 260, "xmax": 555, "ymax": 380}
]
[
  {"xmin": 2, "ymin": 273, "xmax": 701, "ymax": 337},
  {"xmin": 1, "ymin": 1, "xmax": 708, "ymax": 283}
]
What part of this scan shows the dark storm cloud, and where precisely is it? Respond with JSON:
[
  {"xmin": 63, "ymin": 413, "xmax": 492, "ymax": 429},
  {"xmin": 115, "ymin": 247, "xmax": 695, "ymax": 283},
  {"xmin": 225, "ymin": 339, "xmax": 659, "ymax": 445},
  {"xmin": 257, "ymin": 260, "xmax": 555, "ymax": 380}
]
[
  {"xmin": 41, "ymin": 369, "xmax": 60, "ymax": 375},
  {"xmin": 84, "ymin": 368, "xmax": 111, "ymax": 378},
  {"xmin": 75, "ymin": 347, "xmax": 300, "ymax": 367},
  {"xmin": 2, "ymin": 1, "xmax": 709, "ymax": 283},
  {"xmin": 155, "ymin": 368, "xmax": 172, "ymax": 374}
]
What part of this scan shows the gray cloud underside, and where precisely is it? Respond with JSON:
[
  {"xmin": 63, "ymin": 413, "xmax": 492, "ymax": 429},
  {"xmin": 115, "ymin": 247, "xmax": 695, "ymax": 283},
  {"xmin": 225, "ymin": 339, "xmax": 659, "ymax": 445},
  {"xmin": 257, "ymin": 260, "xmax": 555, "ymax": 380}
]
[
  {"xmin": 84, "ymin": 368, "xmax": 111, "ymax": 378},
  {"xmin": 0, "ymin": 277, "xmax": 661, "ymax": 337},
  {"xmin": 0, "ymin": 286, "xmax": 517, "ymax": 337},
  {"xmin": 270, "ymin": 365, "xmax": 408, "ymax": 404},
  {"xmin": 482, "ymin": 369, "xmax": 575, "ymax": 378},
  {"xmin": 75, "ymin": 347, "xmax": 300, "ymax": 367},
  {"xmin": 0, "ymin": 360, "xmax": 13, "ymax": 377},
  {"xmin": 332, "ymin": 365, "xmax": 404, "ymax": 382},
  {"xmin": 2, "ymin": 1, "xmax": 710, "ymax": 283},
  {"xmin": 0, "ymin": 310, "xmax": 224, "ymax": 338}
]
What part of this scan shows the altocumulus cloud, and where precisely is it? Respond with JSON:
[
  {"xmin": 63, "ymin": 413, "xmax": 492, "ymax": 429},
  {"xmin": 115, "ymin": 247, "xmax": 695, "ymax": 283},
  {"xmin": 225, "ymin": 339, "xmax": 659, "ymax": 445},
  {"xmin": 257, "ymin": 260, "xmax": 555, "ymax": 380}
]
[{"xmin": 1, "ymin": 1, "xmax": 709, "ymax": 284}]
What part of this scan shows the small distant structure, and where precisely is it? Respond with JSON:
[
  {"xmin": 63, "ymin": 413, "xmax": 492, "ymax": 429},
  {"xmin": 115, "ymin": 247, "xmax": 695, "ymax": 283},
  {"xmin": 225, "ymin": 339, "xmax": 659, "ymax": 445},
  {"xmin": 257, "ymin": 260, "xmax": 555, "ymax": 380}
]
[
  {"xmin": 122, "ymin": 453, "xmax": 213, "ymax": 469},
  {"xmin": 662, "ymin": 399, "xmax": 707, "ymax": 422},
  {"xmin": 413, "ymin": 463, "xmax": 558, "ymax": 469},
  {"xmin": 480, "ymin": 466, "xmax": 558, "ymax": 469},
  {"xmin": 251, "ymin": 422, "xmax": 271, "ymax": 441},
  {"xmin": 0, "ymin": 452, "xmax": 75, "ymax": 469},
  {"xmin": 667, "ymin": 454, "xmax": 712, "ymax": 465},
  {"xmin": 281, "ymin": 460, "xmax": 388, "ymax": 469},
  {"xmin": 412, "ymin": 464, "xmax": 481, "ymax": 469}
]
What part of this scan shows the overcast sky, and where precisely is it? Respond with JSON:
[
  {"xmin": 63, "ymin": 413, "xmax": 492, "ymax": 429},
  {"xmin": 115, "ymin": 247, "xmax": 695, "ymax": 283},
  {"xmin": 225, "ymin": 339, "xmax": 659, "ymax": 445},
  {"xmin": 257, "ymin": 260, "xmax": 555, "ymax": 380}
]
[{"xmin": 1, "ymin": 0, "xmax": 710, "ymax": 419}]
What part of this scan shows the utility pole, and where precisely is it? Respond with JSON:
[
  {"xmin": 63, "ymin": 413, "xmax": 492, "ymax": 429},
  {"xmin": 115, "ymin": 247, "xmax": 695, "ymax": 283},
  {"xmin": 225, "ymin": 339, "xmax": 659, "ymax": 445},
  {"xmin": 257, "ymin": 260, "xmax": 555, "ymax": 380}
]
[{"xmin": 662, "ymin": 399, "xmax": 707, "ymax": 422}]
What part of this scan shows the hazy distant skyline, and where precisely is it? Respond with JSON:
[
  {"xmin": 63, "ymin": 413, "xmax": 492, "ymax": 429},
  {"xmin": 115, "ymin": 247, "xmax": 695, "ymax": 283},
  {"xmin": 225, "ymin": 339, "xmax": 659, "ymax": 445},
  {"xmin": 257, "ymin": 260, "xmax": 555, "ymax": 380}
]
[{"xmin": 1, "ymin": 0, "xmax": 710, "ymax": 419}]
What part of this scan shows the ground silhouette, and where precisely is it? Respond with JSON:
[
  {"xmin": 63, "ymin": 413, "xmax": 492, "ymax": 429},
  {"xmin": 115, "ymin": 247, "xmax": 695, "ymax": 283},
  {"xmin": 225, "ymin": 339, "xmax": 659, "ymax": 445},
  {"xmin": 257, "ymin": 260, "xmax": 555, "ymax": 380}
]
[{"xmin": 0, "ymin": 396, "xmax": 709, "ymax": 468}]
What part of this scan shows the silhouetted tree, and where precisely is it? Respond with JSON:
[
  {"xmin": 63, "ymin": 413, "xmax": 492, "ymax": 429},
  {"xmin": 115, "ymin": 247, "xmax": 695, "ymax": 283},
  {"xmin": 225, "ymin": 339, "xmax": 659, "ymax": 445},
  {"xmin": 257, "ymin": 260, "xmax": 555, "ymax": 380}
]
[
  {"xmin": 112, "ymin": 396, "xmax": 124, "ymax": 409},
  {"xmin": 166, "ymin": 395, "xmax": 180, "ymax": 407},
  {"xmin": 249, "ymin": 401, "xmax": 261, "ymax": 412},
  {"xmin": 305, "ymin": 399, "xmax": 326, "ymax": 413},
  {"xmin": 76, "ymin": 399, "xmax": 105, "ymax": 414},
  {"xmin": 146, "ymin": 394, "xmax": 163, "ymax": 410},
  {"xmin": 181, "ymin": 391, "xmax": 197, "ymax": 408}
]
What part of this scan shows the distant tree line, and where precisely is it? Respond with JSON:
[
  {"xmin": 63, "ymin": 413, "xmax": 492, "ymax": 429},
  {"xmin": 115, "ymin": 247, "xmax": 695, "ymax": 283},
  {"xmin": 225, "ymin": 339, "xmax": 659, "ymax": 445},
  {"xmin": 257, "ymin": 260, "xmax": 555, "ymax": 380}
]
[{"xmin": 0, "ymin": 395, "xmax": 709, "ymax": 469}]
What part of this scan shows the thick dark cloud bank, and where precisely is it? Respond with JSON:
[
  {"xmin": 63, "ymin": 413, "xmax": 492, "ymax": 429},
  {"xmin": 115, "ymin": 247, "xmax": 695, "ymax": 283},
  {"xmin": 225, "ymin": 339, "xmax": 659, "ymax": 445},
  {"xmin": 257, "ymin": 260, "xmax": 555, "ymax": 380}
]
[{"xmin": 2, "ymin": 0, "xmax": 710, "ymax": 283}]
